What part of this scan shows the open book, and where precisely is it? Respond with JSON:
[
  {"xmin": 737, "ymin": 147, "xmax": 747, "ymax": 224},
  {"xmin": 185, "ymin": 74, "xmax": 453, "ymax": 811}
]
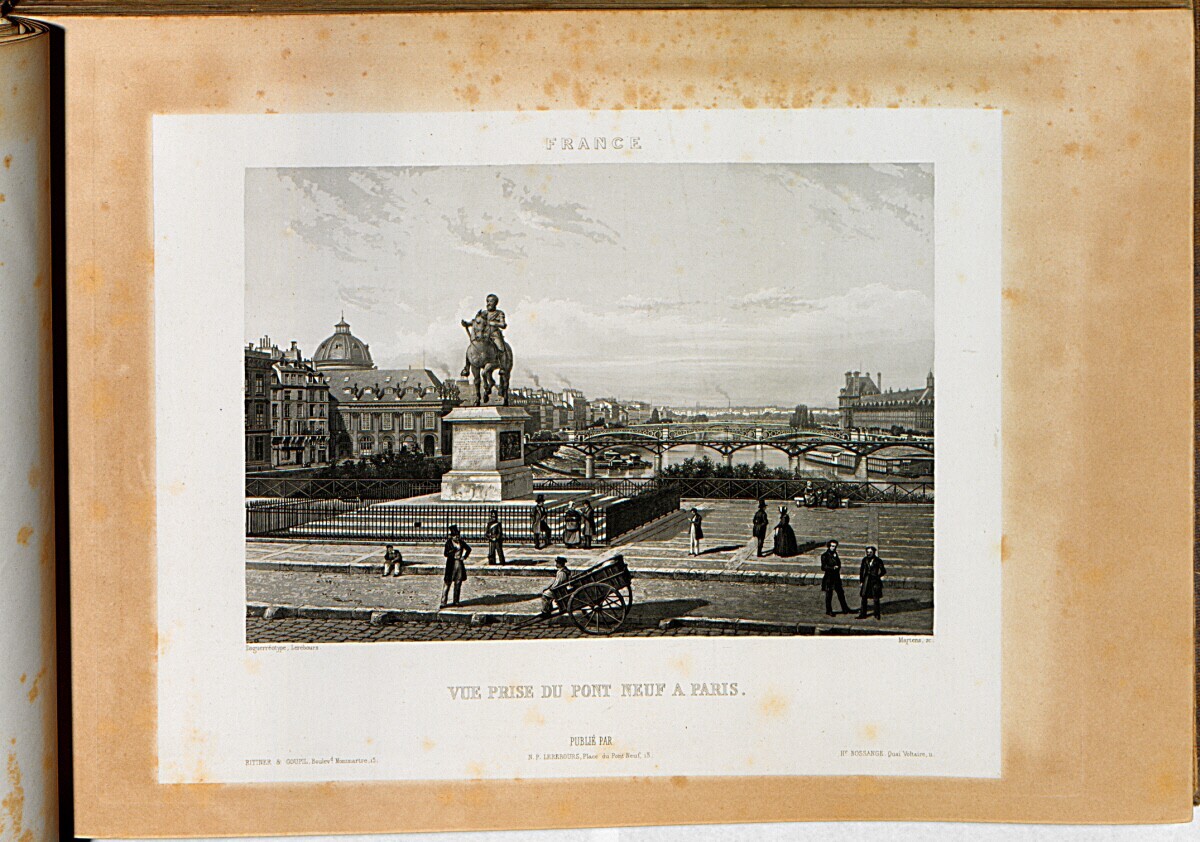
[{"xmin": 0, "ymin": 4, "xmax": 1194, "ymax": 837}]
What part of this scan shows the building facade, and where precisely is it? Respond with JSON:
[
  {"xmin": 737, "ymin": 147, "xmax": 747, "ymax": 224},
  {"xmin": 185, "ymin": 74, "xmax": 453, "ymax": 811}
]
[
  {"xmin": 310, "ymin": 318, "xmax": 461, "ymax": 460},
  {"xmin": 244, "ymin": 347, "xmax": 274, "ymax": 471},
  {"xmin": 244, "ymin": 337, "xmax": 333, "ymax": 470},
  {"xmin": 509, "ymin": 386, "xmax": 591, "ymax": 434},
  {"xmin": 589, "ymin": 398, "xmax": 629, "ymax": 427},
  {"xmin": 839, "ymin": 370, "xmax": 934, "ymax": 434}
]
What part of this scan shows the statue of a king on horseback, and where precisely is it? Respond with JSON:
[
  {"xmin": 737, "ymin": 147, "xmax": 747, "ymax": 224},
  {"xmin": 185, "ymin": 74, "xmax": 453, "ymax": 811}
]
[{"xmin": 460, "ymin": 293, "xmax": 513, "ymax": 406}]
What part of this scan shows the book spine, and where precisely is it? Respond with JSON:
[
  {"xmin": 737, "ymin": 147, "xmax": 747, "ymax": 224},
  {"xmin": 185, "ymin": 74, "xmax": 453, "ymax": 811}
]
[{"xmin": 0, "ymin": 16, "xmax": 57, "ymax": 842}]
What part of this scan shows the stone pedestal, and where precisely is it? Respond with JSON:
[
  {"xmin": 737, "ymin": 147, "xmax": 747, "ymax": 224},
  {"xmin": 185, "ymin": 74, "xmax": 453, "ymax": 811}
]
[{"xmin": 440, "ymin": 405, "xmax": 533, "ymax": 502}]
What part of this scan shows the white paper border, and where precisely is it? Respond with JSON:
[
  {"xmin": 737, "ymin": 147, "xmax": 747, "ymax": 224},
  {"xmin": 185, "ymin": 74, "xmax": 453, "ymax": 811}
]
[{"xmin": 154, "ymin": 109, "xmax": 1001, "ymax": 783}]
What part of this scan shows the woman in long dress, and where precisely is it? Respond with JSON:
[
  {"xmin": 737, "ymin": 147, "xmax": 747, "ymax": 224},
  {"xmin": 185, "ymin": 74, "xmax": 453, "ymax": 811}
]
[
  {"xmin": 771, "ymin": 506, "xmax": 799, "ymax": 557},
  {"xmin": 562, "ymin": 503, "xmax": 583, "ymax": 548}
]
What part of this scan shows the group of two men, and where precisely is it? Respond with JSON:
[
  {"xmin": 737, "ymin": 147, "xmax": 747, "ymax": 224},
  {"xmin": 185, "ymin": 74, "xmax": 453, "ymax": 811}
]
[{"xmin": 819, "ymin": 541, "xmax": 887, "ymax": 620}]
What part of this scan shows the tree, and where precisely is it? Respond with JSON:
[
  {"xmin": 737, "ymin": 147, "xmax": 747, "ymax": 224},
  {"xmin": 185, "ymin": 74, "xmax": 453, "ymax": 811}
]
[
  {"xmin": 648, "ymin": 407, "xmax": 661, "ymax": 424},
  {"xmin": 789, "ymin": 404, "xmax": 812, "ymax": 429}
]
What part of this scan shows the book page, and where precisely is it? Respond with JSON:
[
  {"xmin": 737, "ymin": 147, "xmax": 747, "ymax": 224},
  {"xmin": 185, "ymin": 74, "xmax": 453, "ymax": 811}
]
[
  {"xmin": 0, "ymin": 17, "xmax": 57, "ymax": 842},
  {"xmin": 58, "ymin": 9, "xmax": 1193, "ymax": 835}
]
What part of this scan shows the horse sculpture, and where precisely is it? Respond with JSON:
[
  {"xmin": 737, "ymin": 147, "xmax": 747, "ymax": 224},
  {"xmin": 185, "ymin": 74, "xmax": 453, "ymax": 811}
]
[{"xmin": 462, "ymin": 314, "xmax": 513, "ymax": 406}]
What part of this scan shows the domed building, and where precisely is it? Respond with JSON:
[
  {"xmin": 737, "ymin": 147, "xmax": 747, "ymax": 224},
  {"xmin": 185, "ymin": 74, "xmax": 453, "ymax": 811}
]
[
  {"xmin": 313, "ymin": 317, "xmax": 375, "ymax": 372},
  {"xmin": 309, "ymin": 316, "xmax": 463, "ymax": 460}
]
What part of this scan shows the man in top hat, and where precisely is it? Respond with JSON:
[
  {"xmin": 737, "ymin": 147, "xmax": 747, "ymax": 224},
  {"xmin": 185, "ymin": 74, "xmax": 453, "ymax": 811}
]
[
  {"xmin": 751, "ymin": 498, "xmax": 768, "ymax": 557},
  {"xmin": 820, "ymin": 539, "xmax": 852, "ymax": 616}
]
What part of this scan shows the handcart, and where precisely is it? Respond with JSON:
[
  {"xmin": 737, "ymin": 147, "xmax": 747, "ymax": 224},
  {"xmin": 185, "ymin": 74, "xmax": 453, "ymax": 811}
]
[{"xmin": 520, "ymin": 554, "xmax": 634, "ymax": 635}]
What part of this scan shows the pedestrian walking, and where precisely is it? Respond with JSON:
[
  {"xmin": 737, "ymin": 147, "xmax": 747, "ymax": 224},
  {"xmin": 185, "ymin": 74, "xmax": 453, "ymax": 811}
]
[
  {"xmin": 485, "ymin": 509, "xmax": 506, "ymax": 566},
  {"xmin": 751, "ymin": 498, "xmax": 769, "ymax": 557},
  {"xmin": 856, "ymin": 546, "xmax": 887, "ymax": 620},
  {"xmin": 771, "ymin": 506, "xmax": 799, "ymax": 557},
  {"xmin": 820, "ymin": 539, "xmax": 852, "ymax": 616},
  {"xmin": 380, "ymin": 544, "xmax": 403, "ymax": 577},
  {"xmin": 688, "ymin": 507, "xmax": 704, "ymax": 556},
  {"xmin": 531, "ymin": 494, "xmax": 552, "ymax": 549},
  {"xmin": 440, "ymin": 525, "xmax": 470, "ymax": 608},
  {"xmin": 580, "ymin": 500, "xmax": 596, "ymax": 549}
]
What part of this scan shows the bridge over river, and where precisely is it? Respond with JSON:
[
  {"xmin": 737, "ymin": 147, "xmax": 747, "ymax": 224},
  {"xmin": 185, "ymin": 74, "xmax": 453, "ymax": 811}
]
[{"xmin": 526, "ymin": 424, "xmax": 933, "ymax": 479}]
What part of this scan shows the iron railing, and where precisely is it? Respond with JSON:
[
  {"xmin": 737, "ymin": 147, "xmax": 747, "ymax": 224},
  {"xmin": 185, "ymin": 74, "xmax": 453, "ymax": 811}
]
[
  {"xmin": 657, "ymin": 477, "xmax": 933, "ymax": 503},
  {"xmin": 246, "ymin": 476, "xmax": 441, "ymax": 501},
  {"xmin": 245, "ymin": 483, "xmax": 683, "ymax": 544},
  {"xmin": 247, "ymin": 498, "xmax": 598, "ymax": 543},
  {"xmin": 245, "ymin": 475, "xmax": 932, "ymax": 504},
  {"xmin": 245, "ymin": 498, "xmax": 365, "ymax": 536},
  {"xmin": 606, "ymin": 485, "xmax": 682, "ymax": 538}
]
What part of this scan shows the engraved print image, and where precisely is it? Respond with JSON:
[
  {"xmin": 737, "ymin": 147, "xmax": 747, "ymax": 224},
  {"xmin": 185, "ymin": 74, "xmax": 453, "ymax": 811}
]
[{"xmin": 242, "ymin": 163, "xmax": 935, "ymax": 643}]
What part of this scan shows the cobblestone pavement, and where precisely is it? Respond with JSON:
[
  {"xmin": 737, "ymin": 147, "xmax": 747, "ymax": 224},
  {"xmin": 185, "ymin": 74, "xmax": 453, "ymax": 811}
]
[
  {"xmin": 248, "ymin": 499, "xmax": 932, "ymax": 580},
  {"xmin": 247, "ymin": 567, "xmax": 933, "ymax": 638},
  {"xmin": 247, "ymin": 616, "xmax": 799, "ymax": 642}
]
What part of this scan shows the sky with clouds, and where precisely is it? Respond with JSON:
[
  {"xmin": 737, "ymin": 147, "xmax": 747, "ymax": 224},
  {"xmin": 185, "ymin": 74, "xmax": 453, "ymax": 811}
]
[{"xmin": 245, "ymin": 163, "xmax": 933, "ymax": 407}]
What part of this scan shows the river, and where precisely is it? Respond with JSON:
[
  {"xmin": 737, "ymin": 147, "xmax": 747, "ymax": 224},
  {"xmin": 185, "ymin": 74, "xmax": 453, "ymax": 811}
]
[{"xmin": 540, "ymin": 443, "xmax": 931, "ymax": 481}]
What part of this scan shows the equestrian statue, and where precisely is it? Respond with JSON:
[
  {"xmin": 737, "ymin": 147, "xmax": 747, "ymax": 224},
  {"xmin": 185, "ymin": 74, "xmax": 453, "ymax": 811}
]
[{"xmin": 460, "ymin": 293, "xmax": 513, "ymax": 406}]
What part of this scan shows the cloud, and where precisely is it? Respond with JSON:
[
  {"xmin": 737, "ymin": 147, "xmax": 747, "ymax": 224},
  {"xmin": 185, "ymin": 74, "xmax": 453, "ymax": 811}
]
[
  {"xmin": 615, "ymin": 295, "xmax": 693, "ymax": 314},
  {"xmin": 337, "ymin": 285, "xmax": 389, "ymax": 311},
  {"xmin": 758, "ymin": 163, "xmax": 933, "ymax": 239},
  {"xmin": 733, "ymin": 288, "xmax": 821, "ymax": 312},
  {"xmin": 442, "ymin": 209, "xmax": 527, "ymax": 260},
  {"xmin": 496, "ymin": 173, "xmax": 620, "ymax": 246}
]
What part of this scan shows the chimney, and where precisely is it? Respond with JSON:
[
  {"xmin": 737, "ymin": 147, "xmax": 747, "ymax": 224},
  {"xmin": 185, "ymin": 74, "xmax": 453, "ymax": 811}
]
[{"xmin": 877, "ymin": 372, "xmax": 882, "ymax": 392}]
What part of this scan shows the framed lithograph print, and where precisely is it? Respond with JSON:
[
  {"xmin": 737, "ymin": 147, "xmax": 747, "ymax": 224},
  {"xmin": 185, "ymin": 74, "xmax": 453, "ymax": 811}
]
[
  {"xmin": 153, "ymin": 107, "xmax": 999, "ymax": 785},
  {"xmin": 54, "ymin": 8, "xmax": 1193, "ymax": 836}
]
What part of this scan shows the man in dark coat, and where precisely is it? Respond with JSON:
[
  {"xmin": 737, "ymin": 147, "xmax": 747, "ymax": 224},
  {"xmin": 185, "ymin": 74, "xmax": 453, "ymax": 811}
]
[
  {"xmin": 857, "ymin": 546, "xmax": 887, "ymax": 619},
  {"xmin": 751, "ymin": 499, "xmax": 768, "ymax": 557},
  {"xmin": 531, "ymin": 494, "xmax": 551, "ymax": 549},
  {"xmin": 485, "ymin": 510, "xmax": 506, "ymax": 566},
  {"xmin": 440, "ymin": 526, "xmax": 470, "ymax": 608},
  {"xmin": 580, "ymin": 500, "xmax": 596, "ymax": 549},
  {"xmin": 820, "ymin": 539, "xmax": 851, "ymax": 616}
]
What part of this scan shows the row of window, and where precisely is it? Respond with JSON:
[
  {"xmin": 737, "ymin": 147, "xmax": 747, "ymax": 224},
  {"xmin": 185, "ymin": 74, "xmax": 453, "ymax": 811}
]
[
  {"xmin": 351, "ymin": 411, "xmax": 436, "ymax": 433},
  {"xmin": 246, "ymin": 434, "xmax": 330, "ymax": 466},
  {"xmin": 356, "ymin": 435, "xmax": 436, "ymax": 457},
  {"xmin": 277, "ymin": 389, "xmax": 328, "ymax": 402},
  {"xmin": 274, "ymin": 420, "xmax": 328, "ymax": 435}
]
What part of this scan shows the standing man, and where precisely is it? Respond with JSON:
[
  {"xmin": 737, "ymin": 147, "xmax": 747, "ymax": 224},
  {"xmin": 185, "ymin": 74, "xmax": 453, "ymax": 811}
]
[
  {"xmin": 580, "ymin": 500, "xmax": 596, "ymax": 549},
  {"xmin": 485, "ymin": 509, "xmax": 506, "ymax": 566},
  {"xmin": 380, "ymin": 544, "xmax": 403, "ymax": 577},
  {"xmin": 440, "ymin": 526, "xmax": 470, "ymax": 608},
  {"xmin": 751, "ymin": 498, "xmax": 768, "ymax": 557},
  {"xmin": 531, "ymin": 494, "xmax": 552, "ymax": 549},
  {"xmin": 820, "ymin": 539, "xmax": 852, "ymax": 616},
  {"xmin": 461, "ymin": 293, "xmax": 508, "ymax": 377},
  {"xmin": 856, "ymin": 546, "xmax": 887, "ymax": 620}
]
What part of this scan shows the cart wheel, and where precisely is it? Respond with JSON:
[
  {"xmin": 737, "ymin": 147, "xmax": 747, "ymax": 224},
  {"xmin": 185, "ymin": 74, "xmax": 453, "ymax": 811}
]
[
  {"xmin": 568, "ymin": 583, "xmax": 627, "ymax": 635},
  {"xmin": 623, "ymin": 584, "xmax": 634, "ymax": 607}
]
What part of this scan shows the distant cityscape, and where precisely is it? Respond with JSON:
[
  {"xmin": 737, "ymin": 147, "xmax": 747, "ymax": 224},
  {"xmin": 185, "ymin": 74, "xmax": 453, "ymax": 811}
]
[{"xmin": 245, "ymin": 317, "xmax": 933, "ymax": 472}]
